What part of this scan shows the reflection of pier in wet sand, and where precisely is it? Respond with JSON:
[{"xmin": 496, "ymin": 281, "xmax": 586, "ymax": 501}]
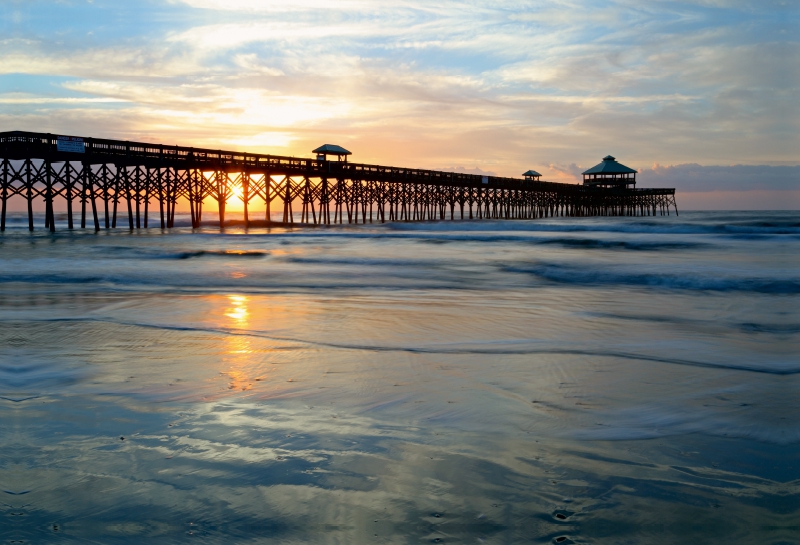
[{"xmin": 0, "ymin": 131, "xmax": 677, "ymax": 232}]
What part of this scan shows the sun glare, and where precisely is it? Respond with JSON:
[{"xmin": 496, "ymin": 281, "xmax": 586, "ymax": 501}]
[{"xmin": 229, "ymin": 182, "xmax": 244, "ymax": 204}]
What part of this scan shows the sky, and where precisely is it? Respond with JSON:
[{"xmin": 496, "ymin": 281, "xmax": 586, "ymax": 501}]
[{"xmin": 1, "ymin": 0, "xmax": 797, "ymax": 209}]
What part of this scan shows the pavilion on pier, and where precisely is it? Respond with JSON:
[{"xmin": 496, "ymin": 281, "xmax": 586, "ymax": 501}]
[
  {"xmin": 582, "ymin": 156, "xmax": 636, "ymax": 188},
  {"xmin": 523, "ymin": 170, "xmax": 542, "ymax": 181},
  {"xmin": 313, "ymin": 144, "xmax": 351, "ymax": 162}
]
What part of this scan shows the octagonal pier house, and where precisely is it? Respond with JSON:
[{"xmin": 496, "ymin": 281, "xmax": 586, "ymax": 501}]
[
  {"xmin": 582, "ymin": 155, "xmax": 637, "ymax": 188},
  {"xmin": 313, "ymin": 144, "xmax": 351, "ymax": 162},
  {"xmin": 522, "ymin": 170, "xmax": 542, "ymax": 182}
]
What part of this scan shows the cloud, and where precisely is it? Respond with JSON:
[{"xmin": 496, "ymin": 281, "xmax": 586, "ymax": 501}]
[
  {"xmin": 232, "ymin": 54, "xmax": 285, "ymax": 77},
  {"xmin": 548, "ymin": 163, "xmax": 585, "ymax": 183},
  {"xmin": 545, "ymin": 161, "xmax": 800, "ymax": 193},
  {"xmin": 0, "ymin": 0, "xmax": 796, "ymax": 210},
  {"xmin": 639, "ymin": 164, "xmax": 800, "ymax": 192},
  {"xmin": 676, "ymin": 190, "xmax": 800, "ymax": 210},
  {"xmin": 439, "ymin": 166, "xmax": 498, "ymax": 176}
]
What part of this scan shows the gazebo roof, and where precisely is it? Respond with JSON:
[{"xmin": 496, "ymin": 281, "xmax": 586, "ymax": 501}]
[
  {"xmin": 582, "ymin": 155, "xmax": 636, "ymax": 175},
  {"xmin": 312, "ymin": 144, "xmax": 351, "ymax": 155},
  {"xmin": 522, "ymin": 170, "xmax": 542, "ymax": 177}
]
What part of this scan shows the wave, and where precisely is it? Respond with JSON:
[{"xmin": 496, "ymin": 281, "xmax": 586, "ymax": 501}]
[
  {"xmin": 504, "ymin": 263, "xmax": 800, "ymax": 294},
  {"xmin": 0, "ymin": 271, "xmax": 462, "ymax": 293},
  {"xmin": 0, "ymin": 256, "xmax": 795, "ymax": 295},
  {"xmin": 113, "ymin": 233, "xmax": 710, "ymax": 252},
  {"xmin": 63, "ymin": 245, "xmax": 270, "ymax": 261},
  {"xmin": 23, "ymin": 317, "xmax": 800, "ymax": 375},
  {"xmin": 583, "ymin": 312, "xmax": 800, "ymax": 336},
  {"xmin": 0, "ymin": 360, "xmax": 91, "ymax": 391},
  {"xmin": 535, "ymin": 239, "xmax": 704, "ymax": 251},
  {"xmin": 739, "ymin": 322, "xmax": 800, "ymax": 334},
  {"xmin": 283, "ymin": 255, "xmax": 442, "ymax": 267},
  {"xmin": 567, "ymin": 407, "xmax": 800, "ymax": 444},
  {"xmin": 382, "ymin": 216, "xmax": 800, "ymax": 236},
  {"xmin": 170, "ymin": 250, "xmax": 268, "ymax": 259},
  {"xmin": 412, "ymin": 235, "xmax": 706, "ymax": 250}
]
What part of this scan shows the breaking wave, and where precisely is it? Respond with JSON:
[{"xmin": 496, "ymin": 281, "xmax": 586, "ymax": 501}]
[{"xmin": 505, "ymin": 263, "xmax": 799, "ymax": 294}]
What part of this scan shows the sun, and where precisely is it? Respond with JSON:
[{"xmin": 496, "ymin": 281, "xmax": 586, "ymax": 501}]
[
  {"xmin": 223, "ymin": 178, "xmax": 246, "ymax": 211},
  {"xmin": 229, "ymin": 182, "xmax": 244, "ymax": 202}
]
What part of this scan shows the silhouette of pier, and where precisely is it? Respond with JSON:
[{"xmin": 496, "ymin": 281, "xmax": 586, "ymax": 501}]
[{"xmin": 0, "ymin": 131, "xmax": 678, "ymax": 232}]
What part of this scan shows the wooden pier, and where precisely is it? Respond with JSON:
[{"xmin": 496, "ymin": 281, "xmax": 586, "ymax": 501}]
[{"xmin": 0, "ymin": 131, "xmax": 678, "ymax": 232}]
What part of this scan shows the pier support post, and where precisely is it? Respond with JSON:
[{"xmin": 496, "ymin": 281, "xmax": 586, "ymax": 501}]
[
  {"xmin": 86, "ymin": 163, "xmax": 100, "ymax": 232},
  {"xmin": 143, "ymin": 167, "xmax": 151, "ymax": 228},
  {"xmin": 217, "ymin": 170, "xmax": 226, "ymax": 228},
  {"xmin": 133, "ymin": 166, "xmax": 141, "ymax": 229},
  {"xmin": 45, "ymin": 159, "xmax": 55, "ymax": 232},
  {"xmin": 80, "ymin": 163, "xmax": 88, "ymax": 229},
  {"xmin": 124, "ymin": 167, "xmax": 134, "ymax": 230},
  {"xmin": 112, "ymin": 166, "xmax": 120, "ymax": 228},
  {"xmin": 243, "ymin": 170, "xmax": 249, "ymax": 228},
  {"xmin": 65, "ymin": 163, "xmax": 74, "ymax": 229},
  {"xmin": 264, "ymin": 173, "xmax": 272, "ymax": 225},
  {"xmin": 26, "ymin": 159, "xmax": 34, "ymax": 232},
  {"xmin": 102, "ymin": 164, "xmax": 111, "ymax": 229},
  {"xmin": 283, "ymin": 176, "xmax": 292, "ymax": 224},
  {"xmin": 1, "ymin": 158, "xmax": 8, "ymax": 232},
  {"xmin": 158, "ymin": 167, "xmax": 165, "ymax": 229},
  {"xmin": 188, "ymin": 170, "xmax": 197, "ymax": 228}
]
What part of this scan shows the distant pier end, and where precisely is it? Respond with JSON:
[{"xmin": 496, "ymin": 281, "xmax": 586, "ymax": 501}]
[{"xmin": 0, "ymin": 131, "xmax": 678, "ymax": 232}]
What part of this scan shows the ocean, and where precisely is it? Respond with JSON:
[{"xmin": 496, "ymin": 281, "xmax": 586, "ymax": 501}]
[{"xmin": 0, "ymin": 210, "xmax": 797, "ymax": 543}]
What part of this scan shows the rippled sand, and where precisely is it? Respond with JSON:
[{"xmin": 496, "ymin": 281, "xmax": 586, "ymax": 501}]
[{"xmin": 1, "ymin": 211, "xmax": 797, "ymax": 543}]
